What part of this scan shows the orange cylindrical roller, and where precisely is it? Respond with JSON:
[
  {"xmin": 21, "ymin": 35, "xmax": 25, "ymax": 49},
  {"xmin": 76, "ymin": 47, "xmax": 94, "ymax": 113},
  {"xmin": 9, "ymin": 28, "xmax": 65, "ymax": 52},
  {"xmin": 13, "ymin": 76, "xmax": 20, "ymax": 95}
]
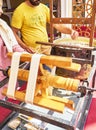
[
  {"xmin": 7, "ymin": 52, "xmax": 72, "ymax": 69},
  {"xmin": 8, "ymin": 68, "xmax": 80, "ymax": 92},
  {"xmin": 8, "ymin": 69, "xmax": 29, "ymax": 81},
  {"xmin": 48, "ymin": 75, "xmax": 80, "ymax": 92}
]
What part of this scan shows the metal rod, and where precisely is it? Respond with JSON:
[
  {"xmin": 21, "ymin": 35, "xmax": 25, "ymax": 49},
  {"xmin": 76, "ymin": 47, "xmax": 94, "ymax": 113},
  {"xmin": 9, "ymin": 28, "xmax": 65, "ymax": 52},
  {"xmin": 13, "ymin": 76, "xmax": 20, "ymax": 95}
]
[
  {"xmin": 0, "ymin": 100, "xmax": 74, "ymax": 130},
  {"xmin": 36, "ymin": 41, "xmax": 95, "ymax": 50}
]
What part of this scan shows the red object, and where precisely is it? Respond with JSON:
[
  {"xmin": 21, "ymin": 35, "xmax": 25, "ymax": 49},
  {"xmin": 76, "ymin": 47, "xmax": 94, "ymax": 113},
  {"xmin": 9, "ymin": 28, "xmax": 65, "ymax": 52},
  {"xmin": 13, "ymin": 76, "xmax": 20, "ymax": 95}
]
[
  {"xmin": 0, "ymin": 98, "xmax": 21, "ymax": 124},
  {"xmin": 84, "ymin": 97, "xmax": 96, "ymax": 130},
  {"xmin": 0, "ymin": 83, "xmax": 27, "ymax": 124},
  {"xmin": 74, "ymin": 25, "xmax": 96, "ymax": 38}
]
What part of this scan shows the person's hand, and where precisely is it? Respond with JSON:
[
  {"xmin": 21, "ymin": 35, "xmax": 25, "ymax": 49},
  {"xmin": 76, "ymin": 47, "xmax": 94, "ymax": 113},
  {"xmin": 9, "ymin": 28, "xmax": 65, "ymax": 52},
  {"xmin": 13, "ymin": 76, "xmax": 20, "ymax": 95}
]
[
  {"xmin": 71, "ymin": 30, "xmax": 79, "ymax": 40},
  {"xmin": 25, "ymin": 46, "xmax": 35, "ymax": 53}
]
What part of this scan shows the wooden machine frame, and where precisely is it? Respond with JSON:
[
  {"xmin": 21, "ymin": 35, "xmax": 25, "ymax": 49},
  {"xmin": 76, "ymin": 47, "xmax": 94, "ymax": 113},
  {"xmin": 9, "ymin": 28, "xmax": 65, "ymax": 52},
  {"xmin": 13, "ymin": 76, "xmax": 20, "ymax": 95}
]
[
  {"xmin": 0, "ymin": 54, "xmax": 96, "ymax": 130},
  {"xmin": 49, "ymin": 0, "xmax": 96, "ymax": 46},
  {"xmin": 0, "ymin": 0, "xmax": 96, "ymax": 130}
]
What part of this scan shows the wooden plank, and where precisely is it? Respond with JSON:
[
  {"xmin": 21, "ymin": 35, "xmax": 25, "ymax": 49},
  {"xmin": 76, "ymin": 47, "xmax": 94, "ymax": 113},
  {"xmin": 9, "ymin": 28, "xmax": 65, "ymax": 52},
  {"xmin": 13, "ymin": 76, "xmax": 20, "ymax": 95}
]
[
  {"xmin": 2, "ymin": 88, "xmax": 65, "ymax": 113},
  {"xmin": 7, "ymin": 52, "xmax": 72, "ymax": 68},
  {"xmin": 51, "ymin": 18, "xmax": 92, "ymax": 24},
  {"xmin": 63, "ymin": 62, "xmax": 81, "ymax": 72},
  {"xmin": 47, "ymin": 96, "xmax": 74, "ymax": 110},
  {"xmin": 36, "ymin": 41, "xmax": 95, "ymax": 50}
]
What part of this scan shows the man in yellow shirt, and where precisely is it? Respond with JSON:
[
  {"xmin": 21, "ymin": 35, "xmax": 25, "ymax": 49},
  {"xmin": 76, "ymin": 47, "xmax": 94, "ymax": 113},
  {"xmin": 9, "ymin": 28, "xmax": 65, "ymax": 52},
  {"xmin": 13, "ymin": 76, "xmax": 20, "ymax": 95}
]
[{"xmin": 11, "ymin": 0, "xmax": 79, "ymax": 54}]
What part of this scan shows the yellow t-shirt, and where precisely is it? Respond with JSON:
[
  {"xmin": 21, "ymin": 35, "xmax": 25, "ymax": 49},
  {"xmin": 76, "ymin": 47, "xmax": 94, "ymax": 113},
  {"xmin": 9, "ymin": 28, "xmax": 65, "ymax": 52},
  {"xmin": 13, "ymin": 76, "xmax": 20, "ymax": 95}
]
[{"xmin": 11, "ymin": 3, "xmax": 50, "ymax": 50}]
